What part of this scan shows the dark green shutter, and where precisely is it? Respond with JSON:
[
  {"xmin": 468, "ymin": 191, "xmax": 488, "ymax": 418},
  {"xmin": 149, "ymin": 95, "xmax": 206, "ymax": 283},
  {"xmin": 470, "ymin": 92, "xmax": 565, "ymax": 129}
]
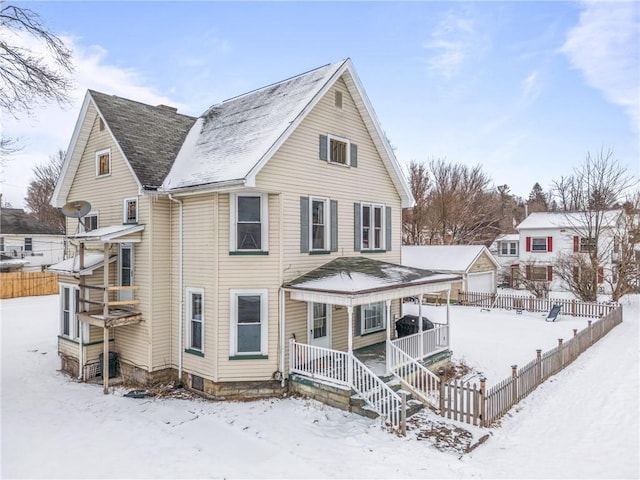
[
  {"xmin": 385, "ymin": 206, "xmax": 392, "ymax": 251},
  {"xmin": 350, "ymin": 144, "xmax": 358, "ymax": 167},
  {"xmin": 300, "ymin": 196, "xmax": 309, "ymax": 253},
  {"xmin": 319, "ymin": 135, "xmax": 328, "ymax": 161},
  {"xmin": 354, "ymin": 306, "xmax": 361, "ymax": 336},
  {"xmin": 330, "ymin": 200, "xmax": 338, "ymax": 252},
  {"xmin": 354, "ymin": 202, "xmax": 361, "ymax": 252}
]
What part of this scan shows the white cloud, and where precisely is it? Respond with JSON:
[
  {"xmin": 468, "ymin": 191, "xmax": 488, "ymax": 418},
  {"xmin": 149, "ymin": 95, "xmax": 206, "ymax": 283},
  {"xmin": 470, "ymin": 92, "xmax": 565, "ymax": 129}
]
[
  {"xmin": 562, "ymin": 1, "xmax": 640, "ymax": 130},
  {"xmin": 1, "ymin": 34, "xmax": 179, "ymax": 208},
  {"xmin": 423, "ymin": 10, "xmax": 482, "ymax": 79},
  {"xmin": 522, "ymin": 70, "xmax": 543, "ymax": 105}
]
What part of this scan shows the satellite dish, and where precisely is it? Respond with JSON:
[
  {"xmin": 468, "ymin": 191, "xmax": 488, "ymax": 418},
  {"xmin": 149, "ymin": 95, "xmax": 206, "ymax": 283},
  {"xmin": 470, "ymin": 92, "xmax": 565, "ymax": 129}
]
[{"xmin": 62, "ymin": 200, "xmax": 92, "ymax": 218}]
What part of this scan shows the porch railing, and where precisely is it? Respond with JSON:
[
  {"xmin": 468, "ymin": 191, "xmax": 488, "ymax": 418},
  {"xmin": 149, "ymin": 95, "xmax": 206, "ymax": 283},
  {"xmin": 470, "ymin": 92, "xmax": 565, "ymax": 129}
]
[
  {"xmin": 289, "ymin": 340, "xmax": 405, "ymax": 433},
  {"xmin": 387, "ymin": 341, "xmax": 440, "ymax": 409},
  {"xmin": 390, "ymin": 324, "xmax": 449, "ymax": 361}
]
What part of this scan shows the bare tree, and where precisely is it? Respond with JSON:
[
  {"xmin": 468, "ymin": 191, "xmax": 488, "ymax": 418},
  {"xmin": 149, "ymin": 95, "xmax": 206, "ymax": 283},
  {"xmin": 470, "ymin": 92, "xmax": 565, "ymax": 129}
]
[
  {"xmin": 550, "ymin": 148, "xmax": 637, "ymax": 301},
  {"xmin": 607, "ymin": 193, "xmax": 640, "ymax": 301},
  {"xmin": 24, "ymin": 148, "xmax": 65, "ymax": 234},
  {"xmin": 402, "ymin": 161, "xmax": 430, "ymax": 245},
  {"xmin": 518, "ymin": 260, "xmax": 551, "ymax": 298},
  {"xmin": 0, "ymin": 3, "xmax": 73, "ymax": 117}
]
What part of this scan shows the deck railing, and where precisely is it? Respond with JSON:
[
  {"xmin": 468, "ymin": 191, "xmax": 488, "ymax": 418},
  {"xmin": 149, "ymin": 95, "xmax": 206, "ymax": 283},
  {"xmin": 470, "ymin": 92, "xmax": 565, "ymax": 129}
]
[
  {"xmin": 390, "ymin": 324, "xmax": 449, "ymax": 360},
  {"xmin": 387, "ymin": 341, "xmax": 440, "ymax": 409},
  {"xmin": 289, "ymin": 340, "xmax": 406, "ymax": 433}
]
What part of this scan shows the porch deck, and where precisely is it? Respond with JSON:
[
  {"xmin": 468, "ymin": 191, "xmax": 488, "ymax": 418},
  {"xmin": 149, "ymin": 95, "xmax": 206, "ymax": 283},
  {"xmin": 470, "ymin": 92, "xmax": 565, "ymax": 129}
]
[{"xmin": 353, "ymin": 342, "xmax": 387, "ymax": 377}]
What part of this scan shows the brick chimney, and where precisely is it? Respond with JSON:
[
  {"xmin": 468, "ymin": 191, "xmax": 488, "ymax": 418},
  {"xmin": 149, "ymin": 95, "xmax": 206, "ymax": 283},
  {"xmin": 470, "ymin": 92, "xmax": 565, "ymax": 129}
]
[{"xmin": 157, "ymin": 104, "xmax": 178, "ymax": 113}]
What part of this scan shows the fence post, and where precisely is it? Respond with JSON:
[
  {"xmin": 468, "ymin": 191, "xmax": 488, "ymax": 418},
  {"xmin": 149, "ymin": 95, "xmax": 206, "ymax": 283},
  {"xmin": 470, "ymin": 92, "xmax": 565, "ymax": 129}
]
[
  {"xmin": 536, "ymin": 349, "xmax": 542, "ymax": 383},
  {"xmin": 588, "ymin": 320, "xmax": 593, "ymax": 345},
  {"xmin": 571, "ymin": 299, "xmax": 576, "ymax": 316},
  {"xmin": 438, "ymin": 369, "xmax": 445, "ymax": 414},
  {"xmin": 511, "ymin": 364, "xmax": 518, "ymax": 402},
  {"xmin": 479, "ymin": 377, "xmax": 486, "ymax": 427},
  {"xmin": 558, "ymin": 338, "xmax": 564, "ymax": 369},
  {"xmin": 400, "ymin": 391, "xmax": 407, "ymax": 435}
]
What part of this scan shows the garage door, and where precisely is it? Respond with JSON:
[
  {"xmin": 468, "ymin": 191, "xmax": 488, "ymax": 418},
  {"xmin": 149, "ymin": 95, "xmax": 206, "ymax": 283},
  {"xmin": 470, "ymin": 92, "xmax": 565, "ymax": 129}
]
[{"xmin": 466, "ymin": 272, "xmax": 494, "ymax": 294}]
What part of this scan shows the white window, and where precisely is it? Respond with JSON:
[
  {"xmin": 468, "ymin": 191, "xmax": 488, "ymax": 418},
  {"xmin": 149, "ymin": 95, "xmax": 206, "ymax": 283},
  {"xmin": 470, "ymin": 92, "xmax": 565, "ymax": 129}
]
[
  {"xmin": 360, "ymin": 302, "xmax": 386, "ymax": 334},
  {"xmin": 24, "ymin": 237, "xmax": 32, "ymax": 252},
  {"xmin": 81, "ymin": 212, "xmax": 99, "ymax": 232},
  {"xmin": 60, "ymin": 284, "xmax": 84, "ymax": 341},
  {"xmin": 361, "ymin": 203, "xmax": 385, "ymax": 250},
  {"xmin": 310, "ymin": 197, "xmax": 330, "ymax": 251},
  {"xmin": 500, "ymin": 241, "xmax": 518, "ymax": 256},
  {"xmin": 186, "ymin": 288, "xmax": 204, "ymax": 353},
  {"xmin": 230, "ymin": 289, "xmax": 268, "ymax": 357},
  {"xmin": 230, "ymin": 193, "xmax": 268, "ymax": 252},
  {"xmin": 95, "ymin": 148, "xmax": 111, "ymax": 177},
  {"xmin": 329, "ymin": 135, "xmax": 349, "ymax": 165},
  {"xmin": 123, "ymin": 198, "xmax": 138, "ymax": 224}
]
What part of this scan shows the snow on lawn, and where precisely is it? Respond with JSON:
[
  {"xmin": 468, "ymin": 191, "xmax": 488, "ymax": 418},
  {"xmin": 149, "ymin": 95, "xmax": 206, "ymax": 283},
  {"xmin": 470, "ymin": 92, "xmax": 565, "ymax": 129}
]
[
  {"xmin": 403, "ymin": 302, "xmax": 600, "ymax": 385},
  {"xmin": 1, "ymin": 294, "xmax": 638, "ymax": 479}
]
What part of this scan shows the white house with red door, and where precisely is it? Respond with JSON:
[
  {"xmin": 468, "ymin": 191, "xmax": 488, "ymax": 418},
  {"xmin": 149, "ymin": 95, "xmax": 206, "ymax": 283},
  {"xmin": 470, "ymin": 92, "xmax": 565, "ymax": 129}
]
[{"xmin": 516, "ymin": 210, "xmax": 623, "ymax": 293}]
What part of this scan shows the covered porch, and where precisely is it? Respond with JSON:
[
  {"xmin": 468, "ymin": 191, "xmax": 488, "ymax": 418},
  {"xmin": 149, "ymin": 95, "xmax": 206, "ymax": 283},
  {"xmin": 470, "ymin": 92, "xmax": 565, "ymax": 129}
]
[{"xmin": 281, "ymin": 257, "xmax": 460, "ymax": 431}]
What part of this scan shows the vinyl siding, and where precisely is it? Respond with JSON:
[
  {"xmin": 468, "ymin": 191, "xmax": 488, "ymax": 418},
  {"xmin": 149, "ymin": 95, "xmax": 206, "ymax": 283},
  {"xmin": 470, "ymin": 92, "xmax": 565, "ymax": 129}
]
[{"xmin": 469, "ymin": 252, "xmax": 497, "ymax": 273}]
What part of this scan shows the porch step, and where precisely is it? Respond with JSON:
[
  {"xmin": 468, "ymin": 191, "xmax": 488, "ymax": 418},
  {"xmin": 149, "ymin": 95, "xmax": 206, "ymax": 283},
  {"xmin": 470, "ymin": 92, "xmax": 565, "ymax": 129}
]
[{"xmin": 349, "ymin": 381, "xmax": 424, "ymax": 420}]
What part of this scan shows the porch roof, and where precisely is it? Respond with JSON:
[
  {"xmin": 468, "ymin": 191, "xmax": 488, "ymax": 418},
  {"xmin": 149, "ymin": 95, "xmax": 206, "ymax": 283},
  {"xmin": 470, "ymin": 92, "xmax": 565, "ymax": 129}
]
[
  {"xmin": 69, "ymin": 224, "xmax": 145, "ymax": 243},
  {"xmin": 48, "ymin": 253, "xmax": 117, "ymax": 275},
  {"xmin": 282, "ymin": 256, "xmax": 460, "ymax": 306}
]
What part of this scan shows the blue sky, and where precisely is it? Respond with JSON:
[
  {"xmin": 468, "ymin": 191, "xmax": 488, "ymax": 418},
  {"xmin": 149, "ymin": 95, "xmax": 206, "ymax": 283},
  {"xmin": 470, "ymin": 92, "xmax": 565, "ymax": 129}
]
[{"xmin": 2, "ymin": 1, "xmax": 638, "ymax": 208}]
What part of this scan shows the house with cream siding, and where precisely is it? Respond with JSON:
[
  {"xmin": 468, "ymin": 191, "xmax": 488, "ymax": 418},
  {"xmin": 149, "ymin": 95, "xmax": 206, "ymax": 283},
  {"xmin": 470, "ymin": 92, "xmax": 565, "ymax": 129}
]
[{"xmin": 50, "ymin": 60, "xmax": 459, "ymax": 431}]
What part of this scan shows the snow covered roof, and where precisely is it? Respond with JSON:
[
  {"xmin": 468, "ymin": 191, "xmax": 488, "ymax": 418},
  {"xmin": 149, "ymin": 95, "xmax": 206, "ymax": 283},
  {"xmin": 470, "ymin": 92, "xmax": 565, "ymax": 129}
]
[
  {"xmin": 401, "ymin": 245, "xmax": 499, "ymax": 273},
  {"xmin": 160, "ymin": 59, "xmax": 414, "ymax": 206},
  {"xmin": 494, "ymin": 234, "xmax": 519, "ymax": 243},
  {"xmin": 69, "ymin": 224, "xmax": 144, "ymax": 242},
  {"xmin": 516, "ymin": 210, "xmax": 622, "ymax": 230},
  {"xmin": 162, "ymin": 61, "xmax": 345, "ymax": 191},
  {"xmin": 284, "ymin": 256, "xmax": 459, "ymax": 297},
  {"xmin": 48, "ymin": 253, "xmax": 117, "ymax": 275}
]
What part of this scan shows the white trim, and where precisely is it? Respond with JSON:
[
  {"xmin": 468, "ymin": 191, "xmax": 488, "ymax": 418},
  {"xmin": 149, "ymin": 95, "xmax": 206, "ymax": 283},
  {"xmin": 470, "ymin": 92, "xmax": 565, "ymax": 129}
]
[
  {"xmin": 95, "ymin": 148, "xmax": 112, "ymax": 178},
  {"xmin": 186, "ymin": 287, "xmax": 205, "ymax": 353},
  {"xmin": 59, "ymin": 283, "xmax": 86, "ymax": 341},
  {"xmin": 360, "ymin": 301, "xmax": 386, "ymax": 335},
  {"xmin": 118, "ymin": 244, "xmax": 134, "ymax": 302},
  {"xmin": 123, "ymin": 197, "xmax": 138, "ymax": 224},
  {"xmin": 326, "ymin": 134, "xmax": 351, "ymax": 166},
  {"xmin": 309, "ymin": 196, "xmax": 330, "ymax": 251},
  {"xmin": 229, "ymin": 289, "xmax": 269, "ymax": 356},
  {"xmin": 229, "ymin": 193, "xmax": 269, "ymax": 252}
]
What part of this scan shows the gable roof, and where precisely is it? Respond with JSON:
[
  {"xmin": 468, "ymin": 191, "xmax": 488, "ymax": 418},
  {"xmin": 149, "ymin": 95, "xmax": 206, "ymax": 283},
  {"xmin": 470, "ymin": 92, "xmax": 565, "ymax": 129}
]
[
  {"xmin": 161, "ymin": 59, "xmax": 414, "ymax": 207},
  {"xmin": 401, "ymin": 245, "xmax": 500, "ymax": 273},
  {"xmin": 0, "ymin": 208, "xmax": 63, "ymax": 235},
  {"xmin": 516, "ymin": 211, "xmax": 622, "ymax": 230},
  {"xmin": 51, "ymin": 91, "xmax": 197, "ymax": 206}
]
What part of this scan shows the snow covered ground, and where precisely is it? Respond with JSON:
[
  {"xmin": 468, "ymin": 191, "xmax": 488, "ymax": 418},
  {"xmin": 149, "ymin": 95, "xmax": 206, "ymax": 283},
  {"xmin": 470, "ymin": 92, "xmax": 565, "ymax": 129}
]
[{"xmin": 1, "ymin": 294, "xmax": 638, "ymax": 479}]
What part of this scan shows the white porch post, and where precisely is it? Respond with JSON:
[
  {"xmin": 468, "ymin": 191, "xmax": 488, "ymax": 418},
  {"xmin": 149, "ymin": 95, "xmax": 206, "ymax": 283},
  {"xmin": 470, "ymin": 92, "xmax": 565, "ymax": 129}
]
[
  {"xmin": 446, "ymin": 288, "xmax": 451, "ymax": 325},
  {"xmin": 418, "ymin": 294, "xmax": 424, "ymax": 359},
  {"xmin": 347, "ymin": 305, "xmax": 354, "ymax": 385},
  {"xmin": 385, "ymin": 299, "xmax": 391, "ymax": 375},
  {"xmin": 103, "ymin": 243, "xmax": 109, "ymax": 395}
]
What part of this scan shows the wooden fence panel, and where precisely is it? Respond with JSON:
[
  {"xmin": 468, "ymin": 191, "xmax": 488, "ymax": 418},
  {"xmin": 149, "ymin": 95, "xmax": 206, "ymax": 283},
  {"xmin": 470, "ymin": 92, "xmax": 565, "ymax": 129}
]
[
  {"xmin": 0, "ymin": 272, "xmax": 59, "ymax": 299},
  {"xmin": 441, "ymin": 379, "xmax": 483, "ymax": 426},
  {"xmin": 516, "ymin": 359, "xmax": 540, "ymax": 401}
]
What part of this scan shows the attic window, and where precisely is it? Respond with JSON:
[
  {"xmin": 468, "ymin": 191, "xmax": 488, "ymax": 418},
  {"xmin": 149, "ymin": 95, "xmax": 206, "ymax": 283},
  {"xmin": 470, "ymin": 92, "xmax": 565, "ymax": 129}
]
[
  {"xmin": 96, "ymin": 149, "xmax": 111, "ymax": 177},
  {"xmin": 335, "ymin": 91, "xmax": 343, "ymax": 108}
]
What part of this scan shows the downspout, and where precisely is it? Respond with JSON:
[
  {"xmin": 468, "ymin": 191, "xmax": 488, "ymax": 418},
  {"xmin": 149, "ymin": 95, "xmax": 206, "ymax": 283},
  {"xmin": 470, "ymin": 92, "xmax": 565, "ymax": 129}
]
[
  {"xmin": 169, "ymin": 194, "xmax": 184, "ymax": 381},
  {"xmin": 280, "ymin": 288, "xmax": 286, "ymax": 387}
]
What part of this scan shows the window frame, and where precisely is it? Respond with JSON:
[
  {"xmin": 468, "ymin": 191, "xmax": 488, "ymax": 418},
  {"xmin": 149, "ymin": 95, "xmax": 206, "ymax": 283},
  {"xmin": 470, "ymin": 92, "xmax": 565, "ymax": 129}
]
[
  {"xmin": 500, "ymin": 241, "xmax": 518, "ymax": 256},
  {"xmin": 230, "ymin": 193, "xmax": 269, "ymax": 253},
  {"xmin": 361, "ymin": 203, "xmax": 385, "ymax": 251},
  {"xmin": 0, "ymin": 237, "xmax": 4, "ymax": 253},
  {"xmin": 24, "ymin": 237, "xmax": 32, "ymax": 252},
  {"xmin": 80, "ymin": 211, "xmax": 99, "ymax": 233},
  {"xmin": 327, "ymin": 134, "xmax": 350, "ymax": 166},
  {"xmin": 530, "ymin": 237, "xmax": 548, "ymax": 252},
  {"xmin": 309, "ymin": 196, "xmax": 330, "ymax": 252},
  {"xmin": 229, "ymin": 289, "xmax": 268, "ymax": 357},
  {"xmin": 186, "ymin": 287, "xmax": 204, "ymax": 353},
  {"xmin": 59, "ymin": 284, "xmax": 85, "ymax": 341},
  {"xmin": 123, "ymin": 197, "xmax": 138, "ymax": 224},
  {"xmin": 579, "ymin": 237, "xmax": 596, "ymax": 253},
  {"xmin": 530, "ymin": 266, "xmax": 549, "ymax": 282},
  {"xmin": 308, "ymin": 302, "xmax": 332, "ymax": 341},
  {"xmin": 95, "ymin": 148, "xmax": 111, "ymax": 177},
  {"xmin": 360, "ymin": 302, "xmax": 386, "ymax": 335}
]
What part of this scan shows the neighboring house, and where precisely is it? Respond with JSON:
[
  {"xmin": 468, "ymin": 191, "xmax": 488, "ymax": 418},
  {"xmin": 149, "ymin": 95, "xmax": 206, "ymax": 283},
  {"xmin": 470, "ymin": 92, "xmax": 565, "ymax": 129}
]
[
  {"xmin": 49, "ymin": 59, "xmax": 460, "ymax": 426},
  {"xmin": 401, "ymin": 245, "xmax": 499, "ymax": 296},
  {"xmin": 0, "ymin": 207, "xmax": 65, "ymax": 271},
  {"xmin": 489, "ymin": 233, "xmax": 520, "ymax": 287},
  {"xmin": 516, "ymin": 210, "xmax": 623, "ymax": 292}
]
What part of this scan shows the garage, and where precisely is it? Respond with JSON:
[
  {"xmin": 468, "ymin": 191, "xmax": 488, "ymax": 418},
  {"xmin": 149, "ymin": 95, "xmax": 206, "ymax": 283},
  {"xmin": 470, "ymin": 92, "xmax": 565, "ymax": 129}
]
[{"xmin": 466, "ymin": 271, "xmax": 494, "ymax": 294}]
